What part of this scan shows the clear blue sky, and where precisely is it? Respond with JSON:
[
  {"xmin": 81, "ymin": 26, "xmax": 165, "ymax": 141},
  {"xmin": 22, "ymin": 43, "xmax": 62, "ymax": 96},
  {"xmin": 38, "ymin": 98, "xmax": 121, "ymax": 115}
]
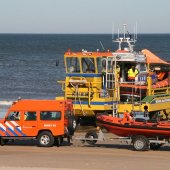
[{"xmin": 0, "ymin": 0, "xmax": 170, "ymax": 33}]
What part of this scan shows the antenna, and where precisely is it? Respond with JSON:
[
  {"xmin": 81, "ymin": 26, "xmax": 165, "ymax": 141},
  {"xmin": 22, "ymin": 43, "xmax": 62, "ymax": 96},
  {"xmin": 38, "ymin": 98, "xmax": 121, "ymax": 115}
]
[
  {"xmin": 133, "ymin": 22, "xmax": 137, "ymax": 42},
  {"xmin": 134, "ymin": 26, "xmax": 135, "ymax": 41},
  {"xmin": 99, "ymin": 41, "xmax": 105, "ymax": 51},
  {"xmin": 112, "ymin": 23, "xmax": 114, "ymax": 40},
  {"xmin": 123, "ymin": 24, "xmax": 127, "ymax": 39},
  {"xmin": 135, "ymin": 22, "xmax": 138, "ymax": 40},
  {"xmin": 118, "ymin": 28, "xmax": 120, "ymax": 39},
  {"xmin": 113, "ymin": 23, "xmax": 137, "ymax": 52}
]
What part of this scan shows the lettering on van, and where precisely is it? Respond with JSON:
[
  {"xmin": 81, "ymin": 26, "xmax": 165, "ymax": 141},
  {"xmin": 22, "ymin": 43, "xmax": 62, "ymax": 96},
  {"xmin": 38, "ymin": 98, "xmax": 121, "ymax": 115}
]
[{"xmin": 44, "ymin": 124, "xmax": 56, "ymax": 127}]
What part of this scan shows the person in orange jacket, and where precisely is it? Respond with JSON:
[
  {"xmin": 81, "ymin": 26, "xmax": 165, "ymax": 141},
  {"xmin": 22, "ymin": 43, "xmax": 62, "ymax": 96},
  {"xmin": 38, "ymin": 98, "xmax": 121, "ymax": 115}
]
[{"xmin": 123, "ymin": 110, "xmax": 132, "ymax": 121}]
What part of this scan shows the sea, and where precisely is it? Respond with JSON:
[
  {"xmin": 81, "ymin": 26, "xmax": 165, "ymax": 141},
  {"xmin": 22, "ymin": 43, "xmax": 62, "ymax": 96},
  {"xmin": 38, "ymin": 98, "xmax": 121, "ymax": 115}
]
[{"xmin": 0, "ymin": 34, "xmax": 170, "ymax": 101}]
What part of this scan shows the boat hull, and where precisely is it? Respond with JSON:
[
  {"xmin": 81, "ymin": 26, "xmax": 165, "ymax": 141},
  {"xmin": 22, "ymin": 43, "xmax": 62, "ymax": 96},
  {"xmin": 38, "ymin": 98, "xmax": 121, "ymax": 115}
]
[{"xmin": 96, "ymin": 115, "xmax": 170, "ymax": 138}]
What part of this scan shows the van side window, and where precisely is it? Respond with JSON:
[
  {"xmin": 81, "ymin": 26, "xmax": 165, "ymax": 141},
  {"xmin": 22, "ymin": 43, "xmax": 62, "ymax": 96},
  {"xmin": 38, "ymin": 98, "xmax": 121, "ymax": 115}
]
[
  {"xmin": 6, "ymin": 111, "xmax": 20, "ymax": 121},
  {"xmin": 24, "ymin": 111, "xmax": 37, "ymax": 121},
  {"xmin": 40, "ymin": 111, "xmax": 61, "ymax": 120}
]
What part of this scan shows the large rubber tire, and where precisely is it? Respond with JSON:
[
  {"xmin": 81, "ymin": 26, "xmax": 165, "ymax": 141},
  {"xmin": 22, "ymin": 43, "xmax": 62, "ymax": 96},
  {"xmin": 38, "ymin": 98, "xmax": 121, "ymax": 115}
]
[
  {"xmin": 37, "ymin": 131, "xmax": 54, "ymax": 147},
  {"xmin": 85, "ymin": 131, "xmax": 98, "ymax": 145},
  {"xmin": 133, "ymin": 135, "xmax": 149, "ymax": 151},
  {"xmin": 150, "ymin": 143, "xmax": 162, "ymax": 150},
  {"xmin": 68, "ymin": 115, "xmax": 76, "ymax": 136}
]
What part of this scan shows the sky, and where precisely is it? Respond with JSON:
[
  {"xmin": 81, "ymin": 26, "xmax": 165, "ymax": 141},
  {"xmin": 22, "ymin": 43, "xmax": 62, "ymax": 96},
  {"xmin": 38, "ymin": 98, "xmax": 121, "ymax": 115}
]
[{"xmin": 0, "ymin": 0, "xmax": 170, "ymax": 33}]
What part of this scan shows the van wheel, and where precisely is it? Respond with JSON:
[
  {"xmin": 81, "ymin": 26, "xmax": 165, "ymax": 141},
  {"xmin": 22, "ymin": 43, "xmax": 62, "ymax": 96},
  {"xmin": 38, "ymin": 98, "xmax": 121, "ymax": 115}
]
[
  {"xmin": 133, "ymin": 135, "xmax": 149, "ymax": 151},
  {"xmin": 37, "ymin": 131, "xmax": 54, "ymax": 147}
]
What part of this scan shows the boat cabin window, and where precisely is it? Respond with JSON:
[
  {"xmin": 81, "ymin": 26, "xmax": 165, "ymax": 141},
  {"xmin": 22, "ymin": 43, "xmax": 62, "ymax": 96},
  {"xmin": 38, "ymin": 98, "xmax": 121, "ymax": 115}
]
[
  {"xmin": 81, "ymin": 57, "xmax": 95, "ymax": 73},
  {"xmin": 97, "ymin": 57, "xmax": 102, "ymax": 73},
  {"xmin": 66, "ymin": 57, "xmax": 80, "ymax": 73},
  {"xmin": 101, "ymin": 58, "xmax": 118, "ymax": 76},
  {"xmin": 107, "ymin": 60, "xmax": 113, "ymax": 72},
  {"xmin": 101, "ymin": 59, "xmax": 106, "ymax": 73},
  {"xmin": 101, "ymin": 58, "xmax": 119, "ymax": 74},
  {"xmin": 139, "ymin": 63, "xmax": 147, "ymax": 72}
]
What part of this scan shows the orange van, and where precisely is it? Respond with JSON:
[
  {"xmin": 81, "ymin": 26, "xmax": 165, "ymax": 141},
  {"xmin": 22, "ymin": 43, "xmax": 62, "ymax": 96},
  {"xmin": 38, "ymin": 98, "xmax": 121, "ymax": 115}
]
[{"xmin": 0, "ymin": 99, "xmax": 76, "ymax": 147}]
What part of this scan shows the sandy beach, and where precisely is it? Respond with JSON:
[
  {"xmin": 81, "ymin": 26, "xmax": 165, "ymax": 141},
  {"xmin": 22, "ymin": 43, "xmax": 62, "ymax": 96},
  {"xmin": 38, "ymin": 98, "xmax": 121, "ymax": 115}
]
[{"xmin": 0, "ymin": 133, "xmax": 170, "ymax": 170}]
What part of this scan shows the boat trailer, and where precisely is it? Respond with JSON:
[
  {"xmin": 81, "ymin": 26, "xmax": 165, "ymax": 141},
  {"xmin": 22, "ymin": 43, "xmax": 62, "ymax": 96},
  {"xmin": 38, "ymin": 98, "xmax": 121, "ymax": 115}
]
[{"xmin": 73, "ymin": 129, "xmax": 170, "ymax": 151}]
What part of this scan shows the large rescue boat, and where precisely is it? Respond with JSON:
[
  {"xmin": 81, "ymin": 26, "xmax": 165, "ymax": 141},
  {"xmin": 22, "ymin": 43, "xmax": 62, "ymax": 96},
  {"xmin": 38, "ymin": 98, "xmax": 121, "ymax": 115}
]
[{"xmin": 58, "ymin": 24, "xmax": 170, "ymax": 123}]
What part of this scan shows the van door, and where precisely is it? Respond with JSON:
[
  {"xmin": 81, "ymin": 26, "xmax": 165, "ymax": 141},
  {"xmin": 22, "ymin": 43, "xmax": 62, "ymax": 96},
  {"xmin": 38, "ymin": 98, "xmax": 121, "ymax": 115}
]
[
  {"xmin": 21, "ymin": 111, "xmax": 38, "ymax": 136},
  {"xmin": 39, "ymin": 111, "xmax": 64, "ymax": 136}
]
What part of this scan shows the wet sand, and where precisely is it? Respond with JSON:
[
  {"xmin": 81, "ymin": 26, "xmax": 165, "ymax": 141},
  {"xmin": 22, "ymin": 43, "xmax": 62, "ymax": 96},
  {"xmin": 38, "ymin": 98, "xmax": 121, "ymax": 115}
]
[{"xmin": 0, "ymin": 133, "xmax": 170, "ymax": 170}]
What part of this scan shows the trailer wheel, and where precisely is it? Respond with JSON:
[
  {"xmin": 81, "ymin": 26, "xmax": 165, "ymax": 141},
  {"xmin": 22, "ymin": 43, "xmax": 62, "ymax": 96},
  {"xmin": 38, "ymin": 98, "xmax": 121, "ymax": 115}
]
[
  {"xmin": 85, "ymin": 131, "xmax": 98, "ymax": 145},
  {"xmin": 150, "ymin": 143, "xmax": 162, "ymax": 150},
  {"xmin": 133, "ymin": 135, "xmax": 149, "ymax": 151},
  {"xmin": 37, "ymin": 131, "xmax": 54, "ymax": 147}
]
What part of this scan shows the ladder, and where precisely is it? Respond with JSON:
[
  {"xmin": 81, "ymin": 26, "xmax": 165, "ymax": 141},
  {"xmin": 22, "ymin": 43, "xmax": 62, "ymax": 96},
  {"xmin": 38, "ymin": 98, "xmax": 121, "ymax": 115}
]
[
  {"xmin": 105, "ymin": 57, "xmax": 119, "ymax": 116},
  {"xmin": 106, "ymin": 72, "xmax": 115, "ymax": 90}
]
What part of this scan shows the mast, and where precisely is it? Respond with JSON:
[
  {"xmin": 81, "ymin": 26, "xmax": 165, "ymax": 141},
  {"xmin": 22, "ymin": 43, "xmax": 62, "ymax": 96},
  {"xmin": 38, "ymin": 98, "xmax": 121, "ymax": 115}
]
[{"xmin": 112, "ymin": 24, "xmax": 137, "ymax": 52}]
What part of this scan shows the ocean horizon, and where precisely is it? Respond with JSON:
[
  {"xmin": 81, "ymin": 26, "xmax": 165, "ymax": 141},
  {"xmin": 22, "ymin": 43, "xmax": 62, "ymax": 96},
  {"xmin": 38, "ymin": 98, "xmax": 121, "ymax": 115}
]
[{"xmin": 0, "ymin": 34, "xmax": 170, "ymax": 101}]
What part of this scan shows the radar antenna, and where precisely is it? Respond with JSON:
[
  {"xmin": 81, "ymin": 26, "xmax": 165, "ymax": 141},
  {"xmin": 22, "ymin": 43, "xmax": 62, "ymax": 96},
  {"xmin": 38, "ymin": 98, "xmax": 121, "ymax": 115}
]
[{"xmin": 112, "ymin": 24, "xmax": 137, "ymax": 52}]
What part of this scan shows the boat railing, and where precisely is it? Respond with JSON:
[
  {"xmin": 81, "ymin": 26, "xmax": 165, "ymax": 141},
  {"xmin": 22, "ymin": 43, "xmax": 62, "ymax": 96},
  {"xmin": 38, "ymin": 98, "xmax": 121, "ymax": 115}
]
[
  {"xmin": 58, "ymin": 79, "xmax": 103, "ymax": 106},
  {"xmin": 58, "ymin": 75, "xmax": 170, "ymax": 109},
  {"xmin": 150, "ymin": 87, "xmax": 170, "ymax": 95},
  {"xmin": 147, "ymin": 77, "xmax": 170, "ymax": 95}
]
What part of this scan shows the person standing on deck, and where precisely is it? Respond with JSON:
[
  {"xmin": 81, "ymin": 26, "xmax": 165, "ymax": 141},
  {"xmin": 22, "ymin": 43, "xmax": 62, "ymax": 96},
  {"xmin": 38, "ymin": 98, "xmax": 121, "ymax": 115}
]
[
  {"xmin": 149, "ymin": 65, "xmax": 157, "ymax": 84},
  {"xmin": 128, "ymin": 65, "xmax": 138, "ymax": 82}
]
